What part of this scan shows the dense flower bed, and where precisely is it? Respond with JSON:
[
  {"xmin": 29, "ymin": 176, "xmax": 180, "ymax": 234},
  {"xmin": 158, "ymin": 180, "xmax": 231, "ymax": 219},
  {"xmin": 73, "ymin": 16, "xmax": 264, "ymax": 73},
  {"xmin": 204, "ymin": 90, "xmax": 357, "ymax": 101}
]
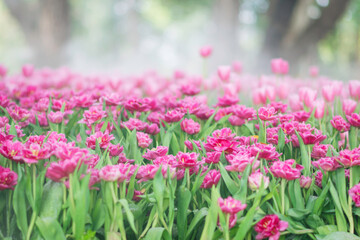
[{"xmin": 1, "ymin": 57, "xmax": 360, "ymax": 240}]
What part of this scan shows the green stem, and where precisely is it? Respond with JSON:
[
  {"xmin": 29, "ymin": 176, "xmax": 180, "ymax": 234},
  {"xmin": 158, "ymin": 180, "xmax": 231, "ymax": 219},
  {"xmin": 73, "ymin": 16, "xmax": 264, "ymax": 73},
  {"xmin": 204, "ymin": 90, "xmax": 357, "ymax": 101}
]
[
  {"xmin": 69, "ymin": 174, "xmax": 76, "ymax": 235},
  {"xmin": 26, "ymin": 165, "xmax": 37, "ymax": 240},
  {"xmin": 281, "ymin": 179, "xmax": 287, "ymax": 215},
  {"xmin": 63, "ymin": 183, "xmax": 67, "ymax": 226},
  {"xmin": 224, "ymin": 214, "xmax": 230, "ymax": 240},
  {"xmin": 349, "ymin": 168, "xmax": 354, "ymax": 234}
]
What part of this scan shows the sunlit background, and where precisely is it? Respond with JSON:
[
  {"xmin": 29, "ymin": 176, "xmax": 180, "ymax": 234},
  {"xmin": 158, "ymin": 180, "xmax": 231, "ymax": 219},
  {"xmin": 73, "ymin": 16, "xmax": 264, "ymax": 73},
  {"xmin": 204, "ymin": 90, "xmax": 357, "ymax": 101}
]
[{"xmin": 0, "ymin": 0, "xmax": 359, "ymax": 78}]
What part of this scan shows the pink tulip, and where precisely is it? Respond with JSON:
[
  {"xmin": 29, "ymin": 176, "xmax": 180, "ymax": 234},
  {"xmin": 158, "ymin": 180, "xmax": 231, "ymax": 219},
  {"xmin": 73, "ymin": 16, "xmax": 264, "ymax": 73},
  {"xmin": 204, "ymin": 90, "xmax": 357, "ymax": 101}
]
[
  {"xmin": 143, "ymin": 146, "xmax": 168, "ymax": 160},
  {"xmin": 331, "ymin": 115, "xmax": 350, "ymax": 132},
  {"xmin": 175, "ymin": 152, "xmax": 199, "ymax": 169},
  {"xmin": 250, "ymin": 143, "xmax": 281, "ymax": 161},
  {"xmin": 270, "ymin": 159, "xmax": 302, "ymax": 180},
  {"xmin": 136, "ymin": 165, "xmax": 159, "ymax": 183},
  {"xmin": 136, "ymin": 132, "xmax": 152, "ymax": 148},
  {"xmin": 254, "ymin": 215, "xmax": 288, "ymax": 240},
  {"xmin": 164, "ymin": 109, "xmax": 185, "ymax": 123},
  {"xmin": 218, "ymin": 196, "xmax": 247, "ymax": 215},
  {"xmin": 312, "ymin": 157, "xmax": 340, "ymax": 172},
  {"xmin": 199, "ymin": 45, "xmax": 213, "ymax": 58},
  {"xmin": 347, "ymin": 113, "xmax": 360, "ymax": 127},
  {"xmin": 48, "ymin": 111, "xmax": 65, "ymax": 124},
  {"xmin": 121, "ymin": 118, "xmax": 149, "ymax": 131},
  {"xmin": 0, "ymin": 166, "xmax": 18, "ymax": 190},
  {"xmin": 258, "ymin": 107, "xmax": 277, "ymax": 121},
  {"xmin": 0, "ymin": 64, "xmax": 7, "ymax": 78},
  {"xmin": 248, "ymin": 172, "xmax": 269, "ymax": 190},
  {"xmin": 311, "ymin": 143, "xmax": 329, "ymax": 159},
  {"xmin": 204, "ymin": 151, "xmax": 221, "ymax": 164},
  {"xmin": 200, "ymin": 170, "xmax": 221, "ymax": 188},
  {"xmin": 217, "ymin": 66, "xmax": 231, "ymax": 83},
  {"xmin": 22, "ymin": 64, "xmax": 34, "ymax": 78},
  {"xmin": 299, "ymin": 87, "xmax": 317, "ymax": 108},
  {"xmin": 180, "ymin": 118, "xmax": 201, "ymax": 135},
  {"xmin": 342, "ymin": 99, "xmax": 357, "ymax": 115},
  {"xmin": 335, "ymin": 149, "xmax": 360, "ymax": 167},
  {"xmin": 349, "ymin": 183, "xmax": 360, "ymax": 207},
  {"xmin": 45, "ymin": 158, "xmax": 78, "ymax": 182},
  {"xmin": 309, "ymin": 66, "xmax": 319, "ymax": 77},
  {"xmin": 313, "ymin": 100, "xmax": 325, "ymax": 119},
  {"xmin": 225, "ymin": 154, "xmax": 260, "ymax": 172},
  {"xmin": 232, "ymin": 61, "xmax": 242, "ymax": 74},
  {"xmin": 349, "ymin": 80, "xmax": 360, "ymax": 99},
  {"xmin": 299, "ymin": 176, "xmax": 312, "ymax": 189},
  {"xmin": 99, "ymin": 165, "xmax": 121, "ymax": 182},
  {"xmin": 322, "ymin": 84, "xmax": 336, "ymax": 102},
  {"xmin": 271, "ymin": 58, "xmax": 289, "ymax": 75}
]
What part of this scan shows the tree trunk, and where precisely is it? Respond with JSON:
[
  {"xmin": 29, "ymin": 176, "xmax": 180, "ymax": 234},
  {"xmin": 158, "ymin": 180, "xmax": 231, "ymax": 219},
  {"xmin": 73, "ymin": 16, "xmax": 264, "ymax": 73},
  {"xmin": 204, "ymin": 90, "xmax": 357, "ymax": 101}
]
[
  {"xmin": 4, "ymin": 0, "xmax": 70, "ymax": 67},
  {"xmin": 211, "ymin": 0, "xmax": 241, "ymax": 65}
]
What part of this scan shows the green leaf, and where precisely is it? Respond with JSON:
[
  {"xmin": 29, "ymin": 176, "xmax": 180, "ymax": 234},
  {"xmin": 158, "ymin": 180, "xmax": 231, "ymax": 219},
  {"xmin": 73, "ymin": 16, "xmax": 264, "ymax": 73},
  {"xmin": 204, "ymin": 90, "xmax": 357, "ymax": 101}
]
[
  {"xmin": 218, "ymin": 162, "xmax": 238, "ymax": 195},
  {"xmin": 313, "ymin": 181, "xmax": 330, "ymax": 215},
  {"xmin": 316, "ymin": 225, "xmax": 338, "ymax": 235},
  {"xmin": 170, "ymin": 132, "xmax": 180, "ymax": 154},
  {"xmin": 144, "ymin": 227, "xmax": 171, "ymax": 240},
  {"xmin": 322, "ymin": 232, "xmax": 360, "ymax": 240},
  {"xmin": 200, "ymin": 187, "xmax": 220, "ymax": 240},
  {"xmin": 186, "ymin": 208, "xmax": 208, "ymax": 239},
  {"xmin": 39, "ymin": 181, "xmax": 63, "ymax": 219},
  {"xmin": 277, "ymin": 128, "xmax": 285, "ymax": 152},
  {"xmin": 119, "ymin": 199, "xmax": 137, "ymax": 235},
  {"xmin": 287, "ymin": 208, "xmax": 311, "ymax": 221},
  {"xmin": 329, "ymin": 180, "xmax": 348, "ymax": 232},
  {"xmin": 176, "ymin": 186, "xmax": 192, "ymax": 240},
  {"xmin": 13, "ymin": 174, "xmax": 28, "ymax": 238},
  {"xmin": 295, "ymin": 131, "xmax": 310, "ymax": 176},
  {"xmin": 153, "ymin": 168, "xmax": 165, "ymax": 220},
  {"xmin": 36, "ymin": 218, "xmax": 66, "ymax": 240}
]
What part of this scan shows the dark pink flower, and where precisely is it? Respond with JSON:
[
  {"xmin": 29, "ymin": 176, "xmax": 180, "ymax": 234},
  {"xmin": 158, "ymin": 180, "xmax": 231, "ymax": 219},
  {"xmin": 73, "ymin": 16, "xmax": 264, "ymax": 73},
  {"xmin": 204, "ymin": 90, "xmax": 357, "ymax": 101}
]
[
  {"xmin": 136, "ymin": 132, "xmax": 152, "ymax": 148},
  {"xmin": 311, "ymin": 143, "xmax": 329, "ymax": 159},
  {"xmin": 81, "ymin": 106, "xmax": 107, "ymax": 125},
  {"xmin": 136, "ymin": 165, "xmax": 159, "ymax": 183},
  {"xmin": 204, "ymin": 151, "xmax": 221, "ymax": 164},
  {"xmin": 180, "ymin": 84, "xmax": 200, "ymax": 96},
  {"xmin": 347, "ymin": 113, "xmax": 360, "ymax": 127},
  {"xmin": 124, "ymin": 97, "xmax": 156, "ymax": 112},
  {"xmin": 121, "ymin": 118, "xmax": 148, "ymax": 131},
  {"xmin": 258, "ymin": 107, "xmax": 277, "ymax": 121},
  {"xmin": 335, "ymin": 149, "xmax": 360, "ymax": 167},
  {"xmin": 22, "ymin": 143, "xmax": 51, "ymax": 164},
  {"xmin": 48, "ymin": 111, "xmax": 65, "ymax": 124},
  {"xmin": 225, "ymin": 154, "xmax": 260, "ymax": 172},
  {"xmin": 108, "ymin": 144, "xmax": 124, "ymax": 157},
  {"xmin": 270, "ymin": 159, "xmax": 302, "ymax": 180},
  {"xmin": 0, "ymin": 140, "xmax": 24, "ymax": 163},
  {"xmin": 299, "ymin": 176, "xmax": 312, "ymax": 189},
  {"xmin": 331, "ymin": 115, "xmax": 350, "ymax": 132},
  {"xmin": 181, "ymin": 118, "xmax": 200, "ymax": 135},
  {"xmin": 0, "ymin": 166, "xmax": 18, "ymax": 190},
  {"xmin": 218, "ymin": 196, "xmax": 247, "ymax": 215},
  {"xmin": 164, "ymin": 109, "xmax": 185, "ymax": 123},
  {"xmin": 86, "ymin": 131, "xmax": 114, "ymax": 150},
  {"xmin": 250, "ymin": 143, "xmax": 281, "ymax": 161},
  {"xmin": 312, "ymin": 157, "xmax": 340, "ymax": 172},
  {"xmin": 143, "ymin": 146, "xmax": 168, "ymax": 160},
  {"xmin": 200, "ymin": 170, "xmax": 221, "ymax": 188},
  {"xmin": 45, "ymin": 158, "xmax": 78, "ymax": 182},
  {"xmin": 299, "ymin": 131, "xmax": 326, "ymax": 145},
  {"xmin": 254, "ymin": 215, "xmax": 288, "ymax": 240},
  {"xmin": 175, "ymin": 152, "xmax": 199, "ymax": 169},
  {"xmin": 349, "ymin": 183, "xmax": 360, "ymax": 207}
]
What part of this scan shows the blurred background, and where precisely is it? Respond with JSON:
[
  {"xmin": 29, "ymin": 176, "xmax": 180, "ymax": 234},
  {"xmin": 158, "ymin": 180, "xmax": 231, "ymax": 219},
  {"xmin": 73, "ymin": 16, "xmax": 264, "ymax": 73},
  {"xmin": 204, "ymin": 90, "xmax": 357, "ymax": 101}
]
[{"xmin": 0, "ymin": 0, "xmax": 359, "ymax": 78}]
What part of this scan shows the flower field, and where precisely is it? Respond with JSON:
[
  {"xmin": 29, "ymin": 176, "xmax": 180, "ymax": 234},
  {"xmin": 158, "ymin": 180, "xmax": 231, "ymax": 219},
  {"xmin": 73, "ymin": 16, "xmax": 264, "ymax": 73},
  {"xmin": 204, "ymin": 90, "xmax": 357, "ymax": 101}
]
[{"xmin": 1, "ymin": 56, "xmax": 360, "ymax": 240}]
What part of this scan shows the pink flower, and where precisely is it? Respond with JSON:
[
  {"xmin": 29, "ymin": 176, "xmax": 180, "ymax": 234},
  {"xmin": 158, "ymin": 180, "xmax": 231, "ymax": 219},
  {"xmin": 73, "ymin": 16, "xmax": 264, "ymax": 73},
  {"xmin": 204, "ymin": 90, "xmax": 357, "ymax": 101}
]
[
  {"xmin": 299, "ymin": 87, "xmax": 317, "ymax": 109},
  {"xmin": 124, "ymin": 97, "xmax": 156, "ymax": 112},
  {"xmin": 143, "ymin": 146, "xmax": 168, "ymax": 160},
  {"xmin": 45, "ymin": 158, "xmax": 78, "ymax": 182},
  {"xmin": 136, "ymin": 132, "xmax": 152, "ymax": 148},
  {"xmin": 22, "ymin": 143, "xmax": 51, "ymax": 164},
  {"xmin": 81, "ymin": 106, "xmax": 107, "ymax": 125},
  {"xmin": 181, "ymin": 118, "xmax": 201, "ymax": 135},
  {"xmin": 99, "ymin": 165, "xmax": 121, "ymax": 182},
  {"xmin": 204, "ymin": 151, "xmax": 221, "ymax": 164},
  {"xmin": 146, "ymin": 123, "xmax": 160, "ymax": 135},
  {"xmin": 108, "ymin": 144, "xmax": 124, "ymax": 157},
  {"xmin": 342, "ymin": 99, "xmax": 357, "ymax": 115},
  {"xmin": 349, "ymin": 183, "xmax": 360, "ymax": 207},
  {"xmin": 270, "ymin": 159, "xmax": 302, "ymax": 180},
  {"xmin": 228, "ymin": 115, "xmax": 245, "ymax": 126},
  {"xmin": 200, "ymin": 170, "xmax": 221, "ymax": 188},
  {"xmin": 175, "ymin": 152, "xmax": 199, "ymax": 169},
  {"xmin": 322, "ymin": 84, "xmax": 336, "ymax": 102},
  {"xmin": 331, "ymin": 115, "xmax": 350, "ymax": 132},
  {"xmin": 254, "ymin": 215, "xmax": 288, "ymax": 240},
  {"xmin": 311, "ymin": 143, "xmax": 328, "ymax": 159},
  {"xmin": 0, "ymin": 166, "xmax": 18, "ymax": 190},
  {"xmin": 312, "ymin": 157, "xmax": 340, "ymax": 171},
  {"xmin": 335, "ymin": 149, "xmax": 360, "ymax": 168},
  {"xmin": 136, "ymin": 165, "xmax": 159, "ymax": 183},
  {"xmin": 217, "ymin": 66, "xmax": 231, "ymax": 83},
  {"xmin": 292, "ymin": 111, "xmax": 310, "ymax": 122},
  {"xmin": 232, "ymin": 61, "xmax": 242, "ymax": 74},
  {"xmin": 349, "ymin": 80, "xmax": 360, "ymax": 99},
  {"xmin": 199, "ymin": 45, "xmax": 212, "ymax": 58},
  {"xmin": 0, "ymin": 140, "xmax": 24, "ymax": 163},
  {"xmin": 0, "ymin": 64, "xmax": 7, "ymax": 77},
  {"xmin": 180, "ymin": 84, "xmax": 200, "ymax": 96},
  {"xmin": 299, "ymin": 176, "xmax": 312, "ymax": 189},
  {"xmin": 258, "ymin": 107, "xmax": 277, "ymax": 121},
  {"xmin": 271, "ymin": 58, "xmax": 289, "ymax": 75},
  {"xmin": 248, "ymin": 172, "xmax": 269, "ymax": 190},
  {"xmin": 86, "ymin": 131, "xmax": 115, "ymax": 149},
  {"xmin": 48, "ymin": 111, "xmax": 65, "ymax": 124},
  {"xmin": 22, "ymin": 64, "xmax": 34, "ymax": 78},
  {"xmin": 121, "ymin": 118, "xmax": 148, "ymax": 131},
  {"xmin": 314, "ymin": 171, "xmax": 323, "ymax": 188},
  {"xmin": 250, "ymin": 143, "xmax": 281, "ymax": 161},
  {"xmin": 313, "ymin": 100, "xmax": 325, "ymax": 119},
  {"xmin": 226, "ymin": 154, "xmax": 260, "ymax": 172},
  {"xmin": 347, "ymin": 113, "xmax": 360, "ymax": 127},
  {"xmin": 218, "ymin": 196, "xmax": 247, "ymax": 215},
  {"xmin": 7, "ymin": 106, "xmax": 30, "ymax": 122},
  {"xmin": 164, "ymin": 109, "xmax": 185, "ymax": 123},
  {"xmin": 216, "ymin": 94, "xmax": 239, "ymax": 107},
  {"xmin": 299, "ymin": 131, "xmax": 326, "ymax": 145},
  {"xmin": 309, "ymin": 66, "xmax": 319, "ymax": 77}
]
